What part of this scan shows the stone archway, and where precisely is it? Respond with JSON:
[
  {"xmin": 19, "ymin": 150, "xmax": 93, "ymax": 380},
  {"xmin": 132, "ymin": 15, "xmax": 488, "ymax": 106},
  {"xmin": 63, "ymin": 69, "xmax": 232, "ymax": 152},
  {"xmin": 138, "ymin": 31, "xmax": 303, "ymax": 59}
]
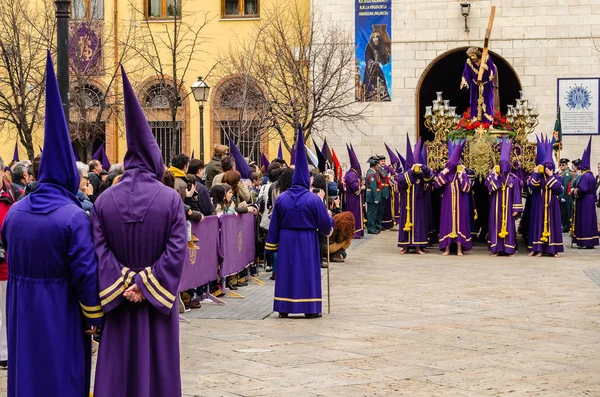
[{"xmin": 416, "ymin": 48, "xmax": 522, "ymax": 141}]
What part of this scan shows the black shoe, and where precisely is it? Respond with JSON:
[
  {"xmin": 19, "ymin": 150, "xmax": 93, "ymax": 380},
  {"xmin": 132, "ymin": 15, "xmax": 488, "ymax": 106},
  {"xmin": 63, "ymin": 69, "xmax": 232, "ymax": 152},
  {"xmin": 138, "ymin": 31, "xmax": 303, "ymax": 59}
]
[
  {"xmin": 265, "ymin": 266, "xmax": 273, "ymax": 272},
  {"xmin": 0, "ymin": 360, "xmax": 7, "ymax": 368},
  {"xmin": 270, "ymin": 272, "xmax": 276, "ymax": 281},
  {"xmin": 236, "ymin": 281, "xmax": 248, "ymax": 287},
  {"xmin": 226, "ymin": 280, "xmax": 238, "ymax": 290},
  {"xmin": 278, "ymin": 312, "xmax": 289, "ymax": 318},
  {"xmin": 367, "ymin": 229, "xmax": 379, "ymax": 234},
  {"xmin": 305, "ymin": 313, "xmax": 322, "ymax": 319}
]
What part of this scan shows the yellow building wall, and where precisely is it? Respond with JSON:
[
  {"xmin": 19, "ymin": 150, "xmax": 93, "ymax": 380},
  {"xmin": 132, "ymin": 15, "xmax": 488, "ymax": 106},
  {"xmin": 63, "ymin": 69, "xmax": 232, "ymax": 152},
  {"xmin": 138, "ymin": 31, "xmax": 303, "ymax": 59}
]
[{"xmin": 0, "ymin": 0, "xmax": 308, "ymax": 166}]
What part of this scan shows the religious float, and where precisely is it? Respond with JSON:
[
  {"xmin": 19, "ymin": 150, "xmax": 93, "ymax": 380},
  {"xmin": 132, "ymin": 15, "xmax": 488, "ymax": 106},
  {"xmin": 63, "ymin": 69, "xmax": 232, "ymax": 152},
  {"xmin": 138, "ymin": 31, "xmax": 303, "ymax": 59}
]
[{"xmin": 423, "ymin": 6, "xmax": 543, "ymax": 180}]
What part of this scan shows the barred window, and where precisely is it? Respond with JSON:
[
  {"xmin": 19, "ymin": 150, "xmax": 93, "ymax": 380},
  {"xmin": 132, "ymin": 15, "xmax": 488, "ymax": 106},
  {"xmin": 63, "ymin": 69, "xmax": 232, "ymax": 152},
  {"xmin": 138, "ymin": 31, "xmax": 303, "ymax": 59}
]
[{"xmin": 150, "ymin": 121, "xmax": 182, "ymax": 164}]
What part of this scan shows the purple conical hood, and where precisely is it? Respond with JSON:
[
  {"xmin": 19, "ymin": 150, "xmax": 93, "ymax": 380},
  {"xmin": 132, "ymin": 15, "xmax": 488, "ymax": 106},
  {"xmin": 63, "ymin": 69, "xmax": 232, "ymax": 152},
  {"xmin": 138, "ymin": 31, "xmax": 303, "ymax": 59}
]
[
  {"xmin": 290, "ymin": 143, "xmax": 296, "ymax": 166},
  {"xmin": 191, "ymin": 149, "xmax": 195, "ymax": 159},
  {"xmin": 260, "ymin": 152, "xmax": 270, "ymax": 171},
  {"xmin": 499, "ymin": 138, "xmax": 512, "ymax": 175},
  {"xmin": 405, "ymin": 134, "xmax": 415, "ymax": 167},
  {"xmin": 420, "ymin": 144, "xmax": 428, "ymax": 165},
  {"xmin": 12, "ymin": 140, "xmax": 19, "ymax": 162},
  {"xmin": 580, "ymin": 136, "xmax": 592, "ymax": 170},
  {"xmin": 396, "ymin": 150, "xmax": 406, "ymax": 171},
  {"xmin": 446, "ymin": 140, "xmax": 464, "ymax": 168},
  {"xmin": 30, "ymin": 51, "xmax": 81, "ymax": 213},
  {"xmin": 384, "ymin": 143, "xmax": 400, "ymax": 169},
  {"xmin": 122, "ymin": 67, "xmax": 164, "ymax": 180},
  {"xmin": 535, "ymin": 136, "xmax": 544, "ymax": 165},
  {"xmin": 447, "ymin": 137, "xmax": 455, "ymax": 158},
  {"xmin": 543, "ymin": 137, "xmax": 555, "ymax": 171},
  {"xmin": 229, "ymin": 139, "xmax": 252, "ymax": 179},
  {"xmin": 413, "ymin": 138, "xmax": 423, "ymax": 164},
  {"xmin": 347, "ymin": 144, "xmax": 361, "ymax": 173},
  {"xmin": 100, "ymin": 145, "xmax": 111, "ymax": 171},
  {"xmin": 350, "ymin": 144, "xmax": 362, "ymax": 175},
  {"xmin": 292, "ymin": 126, "xmax": 309, "ymax": 188},
  {"xmin": 277, "ymin": 142, "xmax": 283, "ymax": 159}
]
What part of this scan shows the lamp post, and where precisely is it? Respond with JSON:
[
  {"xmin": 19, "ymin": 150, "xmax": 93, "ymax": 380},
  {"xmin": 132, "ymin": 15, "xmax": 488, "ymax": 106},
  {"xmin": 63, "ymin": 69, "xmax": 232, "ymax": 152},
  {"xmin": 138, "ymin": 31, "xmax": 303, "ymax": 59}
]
[
  {"xmin": 55, "ymin": 0, "xmax": 71, "ymax": 120},
  {"xmin": 191, "ymin": 76, "xmax": 210, "ymax": 162}
]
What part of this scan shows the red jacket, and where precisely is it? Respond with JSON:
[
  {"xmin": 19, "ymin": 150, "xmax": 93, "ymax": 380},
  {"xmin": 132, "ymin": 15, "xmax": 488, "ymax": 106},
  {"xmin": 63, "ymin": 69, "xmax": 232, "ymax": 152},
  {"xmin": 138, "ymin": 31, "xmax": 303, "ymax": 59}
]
[{"xmin": 0, "ymin": 181, "xmax": 17, "ymax": 280}]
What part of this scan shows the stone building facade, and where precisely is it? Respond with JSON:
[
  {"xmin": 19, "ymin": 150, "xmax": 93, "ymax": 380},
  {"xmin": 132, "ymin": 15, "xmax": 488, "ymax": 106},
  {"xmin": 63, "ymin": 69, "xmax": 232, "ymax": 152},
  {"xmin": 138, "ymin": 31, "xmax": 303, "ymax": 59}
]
[{"xmin": 314, "ymin": 0, "xmax": 600, "ymax": 169}]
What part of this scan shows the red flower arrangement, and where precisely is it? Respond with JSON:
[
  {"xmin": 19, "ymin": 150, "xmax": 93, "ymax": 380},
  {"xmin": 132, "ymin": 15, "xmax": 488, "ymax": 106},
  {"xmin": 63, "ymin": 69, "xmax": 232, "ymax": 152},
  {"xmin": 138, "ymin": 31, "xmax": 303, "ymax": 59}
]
[{"xmin": 450, "ymin": 109, "xmax": 513, "ymax": 140}]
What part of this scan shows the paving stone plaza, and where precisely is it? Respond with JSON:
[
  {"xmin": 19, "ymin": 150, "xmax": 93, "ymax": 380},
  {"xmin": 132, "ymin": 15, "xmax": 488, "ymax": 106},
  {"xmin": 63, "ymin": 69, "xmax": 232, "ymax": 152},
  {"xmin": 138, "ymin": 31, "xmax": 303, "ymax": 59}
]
[{"xmin": 1, "ymin": 230, "xmax": 599, "ymax": 395}]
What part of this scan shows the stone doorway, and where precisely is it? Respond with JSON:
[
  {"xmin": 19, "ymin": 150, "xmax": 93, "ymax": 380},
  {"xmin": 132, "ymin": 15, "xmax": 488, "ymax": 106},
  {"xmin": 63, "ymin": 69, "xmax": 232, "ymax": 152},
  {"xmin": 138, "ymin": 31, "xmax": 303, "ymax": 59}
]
[{"xmin": 416, "ymin": 48, "xmax": 522, "ymax": 141}]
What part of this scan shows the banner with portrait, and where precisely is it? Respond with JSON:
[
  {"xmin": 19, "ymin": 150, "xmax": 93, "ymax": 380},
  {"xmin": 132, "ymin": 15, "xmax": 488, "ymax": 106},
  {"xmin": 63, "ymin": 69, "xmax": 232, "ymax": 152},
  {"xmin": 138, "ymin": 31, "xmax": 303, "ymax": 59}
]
[
  {"xmin": 355, "ymin": 0, "xmax": 392, "ymax": 102},
  {"xmin": 557, "ymin": 78, "xmax": 600, "ymax": 135}
]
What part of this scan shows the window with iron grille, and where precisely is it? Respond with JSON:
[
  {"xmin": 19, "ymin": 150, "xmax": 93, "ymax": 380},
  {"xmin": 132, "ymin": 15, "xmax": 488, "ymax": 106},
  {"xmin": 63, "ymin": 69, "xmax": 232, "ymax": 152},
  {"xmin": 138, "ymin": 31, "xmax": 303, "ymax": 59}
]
[
  {"xmin": 219, "ymin": 121, "xmax": 260, "ymax": 165},
  {"xmin": 149, "ymin": 121, "xmax": 181, "ymax": 165}
]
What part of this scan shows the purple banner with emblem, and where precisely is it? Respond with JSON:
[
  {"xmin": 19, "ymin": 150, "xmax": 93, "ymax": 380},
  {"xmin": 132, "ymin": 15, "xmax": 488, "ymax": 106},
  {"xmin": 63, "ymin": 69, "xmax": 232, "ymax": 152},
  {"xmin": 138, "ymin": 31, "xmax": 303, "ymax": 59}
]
[
  {"xmin": 220, "ymin": 213, "xmax": 256, "ymax": 277},
  {"xmin": 179, "ymin": 215, "xmax": 220, "ymax": 291},
  {"xmin": 69, "ymin": 22, "xmax": 103, "ymax": 75}
]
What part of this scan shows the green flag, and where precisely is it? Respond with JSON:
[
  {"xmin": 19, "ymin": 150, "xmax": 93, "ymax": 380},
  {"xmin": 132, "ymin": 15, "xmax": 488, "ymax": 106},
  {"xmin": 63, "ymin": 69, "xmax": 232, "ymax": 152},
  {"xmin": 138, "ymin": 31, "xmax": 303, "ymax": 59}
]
[{"xmin": 552, "ymin": 106, "xmax": 562, "ymax": 152}]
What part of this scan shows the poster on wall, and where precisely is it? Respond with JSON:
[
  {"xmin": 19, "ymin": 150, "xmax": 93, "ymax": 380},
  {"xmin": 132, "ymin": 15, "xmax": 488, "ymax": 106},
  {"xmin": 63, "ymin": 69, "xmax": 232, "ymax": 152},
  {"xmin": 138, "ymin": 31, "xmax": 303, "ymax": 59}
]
[
  {"xmin": 355, "ymin": 0, "xmax": 392, "ymax": 102},
  {"xmin": 557, "ymin": 78, "xmax": 600, "ymax": 135}
]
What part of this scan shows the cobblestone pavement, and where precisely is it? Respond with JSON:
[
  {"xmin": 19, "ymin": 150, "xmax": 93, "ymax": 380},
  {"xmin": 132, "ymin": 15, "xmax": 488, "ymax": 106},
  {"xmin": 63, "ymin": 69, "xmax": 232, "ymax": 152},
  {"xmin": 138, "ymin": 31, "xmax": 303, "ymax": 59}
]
[{"xmin": 2, "ymin": 231, "xmax": 600, "ymax": 396}]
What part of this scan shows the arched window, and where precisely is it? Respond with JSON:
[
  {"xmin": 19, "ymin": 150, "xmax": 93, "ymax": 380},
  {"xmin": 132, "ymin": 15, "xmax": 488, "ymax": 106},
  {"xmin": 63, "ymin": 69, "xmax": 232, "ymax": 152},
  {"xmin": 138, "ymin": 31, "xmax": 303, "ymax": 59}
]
[
  {"xmin": 212, "ymin": 76, "xmax": 266, "ymax": 163},
  {"xmin": 71, "ymin": 83, "xmax": 104, "ymax": 110},
  {"xmin": 141, "ymin": 80, "xmax": 187, "ymax": 164}
]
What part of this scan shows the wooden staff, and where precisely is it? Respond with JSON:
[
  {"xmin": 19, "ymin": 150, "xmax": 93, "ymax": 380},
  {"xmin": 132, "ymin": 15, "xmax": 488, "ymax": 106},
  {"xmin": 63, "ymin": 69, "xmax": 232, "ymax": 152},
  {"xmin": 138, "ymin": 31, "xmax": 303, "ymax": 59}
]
[{"xmin": 477, "ymin": 6, "xmax": 496, "ymax": 84}]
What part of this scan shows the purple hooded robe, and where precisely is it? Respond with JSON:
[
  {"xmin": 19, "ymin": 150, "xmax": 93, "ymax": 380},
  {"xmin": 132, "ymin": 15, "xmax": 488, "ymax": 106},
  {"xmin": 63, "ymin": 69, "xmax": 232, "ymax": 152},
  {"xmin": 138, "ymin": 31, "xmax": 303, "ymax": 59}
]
[
  {"xmin": 92, "ymin": 68, "xmax": 187, "ymax": 397},
  {"xmin": 344, "ymin": 144, "xmax": 364, "ymax": 238},
  {"xmin": 266, "ymin": 128, "xmax": 333, "ymax": 315},
  {"xmin": 485, "ymin": 140, "xmax": 523, "ymax": 254},
  {"xmin": 1, "ymin": 52, "xmax": 103, "ymax": 397},
  {"xmin": 571, "ymin": 138, "xmax": 599, "ymax": 248},
  {"xmin": 461, "ymin": 53, "xmax": 497, "ymax": 123}
]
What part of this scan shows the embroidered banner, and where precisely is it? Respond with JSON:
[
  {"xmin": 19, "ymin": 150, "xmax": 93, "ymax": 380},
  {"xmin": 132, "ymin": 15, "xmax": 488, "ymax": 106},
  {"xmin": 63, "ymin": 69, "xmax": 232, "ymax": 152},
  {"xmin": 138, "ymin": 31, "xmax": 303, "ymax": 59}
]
[
  {"xmin": 69, "ymin": 22, "xmax": 103, "ymax": 76},
  {"xmin": 355, "ymin": 0, "xmax": 392, "ymax": 102},
  {"xmin": 179, "ymin": 215, "xmax": 220, "ymax": 291},
  {"xmin": 220, "ymin": 213, "xmax": 256, "ymax": 277}
]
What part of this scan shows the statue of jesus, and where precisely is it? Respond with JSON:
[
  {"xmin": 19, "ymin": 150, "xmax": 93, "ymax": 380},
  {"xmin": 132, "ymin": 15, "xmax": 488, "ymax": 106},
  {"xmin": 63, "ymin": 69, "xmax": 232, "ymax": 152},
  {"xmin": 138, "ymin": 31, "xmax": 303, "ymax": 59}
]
[{"xmin": 460, "ymin": 47, "xmax": 497, "ymax": 122}]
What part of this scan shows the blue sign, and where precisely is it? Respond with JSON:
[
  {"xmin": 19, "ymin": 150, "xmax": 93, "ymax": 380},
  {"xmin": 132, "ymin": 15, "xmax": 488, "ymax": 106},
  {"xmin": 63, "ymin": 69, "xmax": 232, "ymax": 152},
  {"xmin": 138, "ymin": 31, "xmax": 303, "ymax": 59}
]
[{"xmin": 355, "ymin": 0, "xmax": 392, "ymax": 102}]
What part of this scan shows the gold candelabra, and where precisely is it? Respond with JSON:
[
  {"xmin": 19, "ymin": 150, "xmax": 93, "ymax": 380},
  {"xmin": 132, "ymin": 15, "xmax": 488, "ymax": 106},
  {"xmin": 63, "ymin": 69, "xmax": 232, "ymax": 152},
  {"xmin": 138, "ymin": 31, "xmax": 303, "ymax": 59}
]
[
  {"xmin": 424, "ymin": 92, "xmax": 460, "ymax": 171},
  {"xmin": 507, "ymin": 91, "xmax": 539, "ymax": 173}
]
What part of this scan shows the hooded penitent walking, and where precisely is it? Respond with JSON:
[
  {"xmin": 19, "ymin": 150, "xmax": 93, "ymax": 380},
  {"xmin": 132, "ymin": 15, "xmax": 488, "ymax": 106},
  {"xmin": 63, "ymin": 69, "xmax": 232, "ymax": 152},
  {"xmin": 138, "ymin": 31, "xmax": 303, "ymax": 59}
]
[
  {"xmin": 397, "ymin": 137, "xmax": 432, "ymax": 254},
  {"xmin": 434, "ymin": 140, "xmax": 472, "ymax": 255},
  {"xmin": 92, "ymin": 68, "xmax": 187, "ymax": 397},
  {"xmin": 485, "ymin": 139, "xmax": 523, "ymax": 256},
  {"xmin": 344, "ymin": 144, "xmax": 364, "ymax": 239},
  {"xmin": 1, "ymin": 52, "xmax": 102, "ymax": 397},
  {"xmin": 571, "ymin": 137, "xmax": 599, "ymax": 248},
  {"xmin": 527, "ymin": 138, "xmax": 564, "ymax": 257},
  {"xmin": 266, "ymin": 127, "xmax": 333, "ymax": 318}
]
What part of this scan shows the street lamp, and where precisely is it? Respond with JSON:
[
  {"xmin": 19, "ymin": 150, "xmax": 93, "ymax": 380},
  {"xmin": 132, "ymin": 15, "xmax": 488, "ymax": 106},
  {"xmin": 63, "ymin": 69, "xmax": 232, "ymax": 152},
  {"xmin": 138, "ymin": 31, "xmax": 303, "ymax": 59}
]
[
  {"xmin": 55, "ymin": 0, "xmax": 71, "ymax": 120},
  {"xmin": 191, "ymin": 76, "xmax": 210, "ymax": 162},
  {"xmin": 460, "ymin": 2, "xmax": 471, "ymax": 33}
]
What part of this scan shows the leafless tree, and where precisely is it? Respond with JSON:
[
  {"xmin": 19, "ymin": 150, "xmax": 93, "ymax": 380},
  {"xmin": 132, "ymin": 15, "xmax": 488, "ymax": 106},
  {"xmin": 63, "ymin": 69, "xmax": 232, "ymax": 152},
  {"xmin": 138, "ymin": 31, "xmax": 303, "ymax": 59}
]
[
  {"xmin": 0, "ymin": 0, "xmax": 54, "ymax": 160},
  {"xmin": 69, "ymin": 6, "xmax": 137, "ymax": 161},
  {"xmin": 125, "ymin": 0, "xmax": 216, "ymax": 162},
  {"xmin": 215, "ymin": 0, "xmax": 368, "ymax": 153}
]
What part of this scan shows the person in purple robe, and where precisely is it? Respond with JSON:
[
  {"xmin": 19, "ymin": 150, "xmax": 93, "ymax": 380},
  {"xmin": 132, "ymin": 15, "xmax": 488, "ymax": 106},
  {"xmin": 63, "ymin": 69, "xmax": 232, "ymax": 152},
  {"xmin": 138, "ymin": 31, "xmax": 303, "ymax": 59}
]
[
  {"xmin": 527, "ymin": 139, "xmax": 564, "ymax": 257},
  {"xmin": 397, "ymin": 138, "xmax": 432, "ymax": 254},
  {"xmin": 1, "ymin": 52, "xmax": 102, "ymax": 397},
  {"xmin": 460, "ymin": 47, "xmax": 497, "ymax": 123},
  {"xmin": 266, "ymin": 127, "xmax": 334, "ymax": 318},
  {"xmin": 434, "ymin": 140, "xmax": 472, "ymax": 255},
  {"xmin": 385, "ymin": 144, "xmax": 402, "ymax": 226},
  {"xmin": 344, "ymin": 144, "xmax": 364, "ymax": 239},
  {"xmin": 485, "ymin": 139, "xmax": 523, "ymax": 256},
  {"xmin": 379, "ymin": 155, "xmax": 395, "ymax": 230},
  {"xmin": 92, "ymin": 68, "xmax": 187, "ymax": 397},
  {"xmin": 571, "ymin": 137, "xmax": 599, "ymax": 248}
]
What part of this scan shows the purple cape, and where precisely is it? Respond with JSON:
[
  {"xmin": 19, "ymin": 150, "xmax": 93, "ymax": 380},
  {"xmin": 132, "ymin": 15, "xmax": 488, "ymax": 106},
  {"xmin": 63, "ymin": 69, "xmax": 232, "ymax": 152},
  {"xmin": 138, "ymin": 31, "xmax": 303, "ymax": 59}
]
[
  {"xmin": 461, "ymin": 56, "xmax": 496, "ymax": 122},
  {"xmin": 344, "ymin": 168, "xmax": 364, "ymax": 238},
  {"xmin": 527, "ymin": 173, "xmax": 564, "ymax": 254},
  {"xmin": 397, "ymin": 168, "xmax": 433, "ymax": 248},
  {"xmin": 434, "ymin": 171, "xmax": 473, "ymax": 250},
  {"xmin": 485, "ymin": 172, "xmax": 523, "ymax": 254},
  {"xmin": 572, "ymin": 171, "xmax": 599, "ymax": 247},
  {"xmin": 93, "ymin": 68, "xmax": 187, "ymax": 397}
]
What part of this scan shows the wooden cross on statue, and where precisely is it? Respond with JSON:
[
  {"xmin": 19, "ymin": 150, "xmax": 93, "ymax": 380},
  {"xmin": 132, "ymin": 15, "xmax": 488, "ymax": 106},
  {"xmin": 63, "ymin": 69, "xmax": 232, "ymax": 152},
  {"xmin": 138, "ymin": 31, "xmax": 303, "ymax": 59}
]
[{"xmin": 477, "ymin": 6, "xmax": 496, "ymax": 84}]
